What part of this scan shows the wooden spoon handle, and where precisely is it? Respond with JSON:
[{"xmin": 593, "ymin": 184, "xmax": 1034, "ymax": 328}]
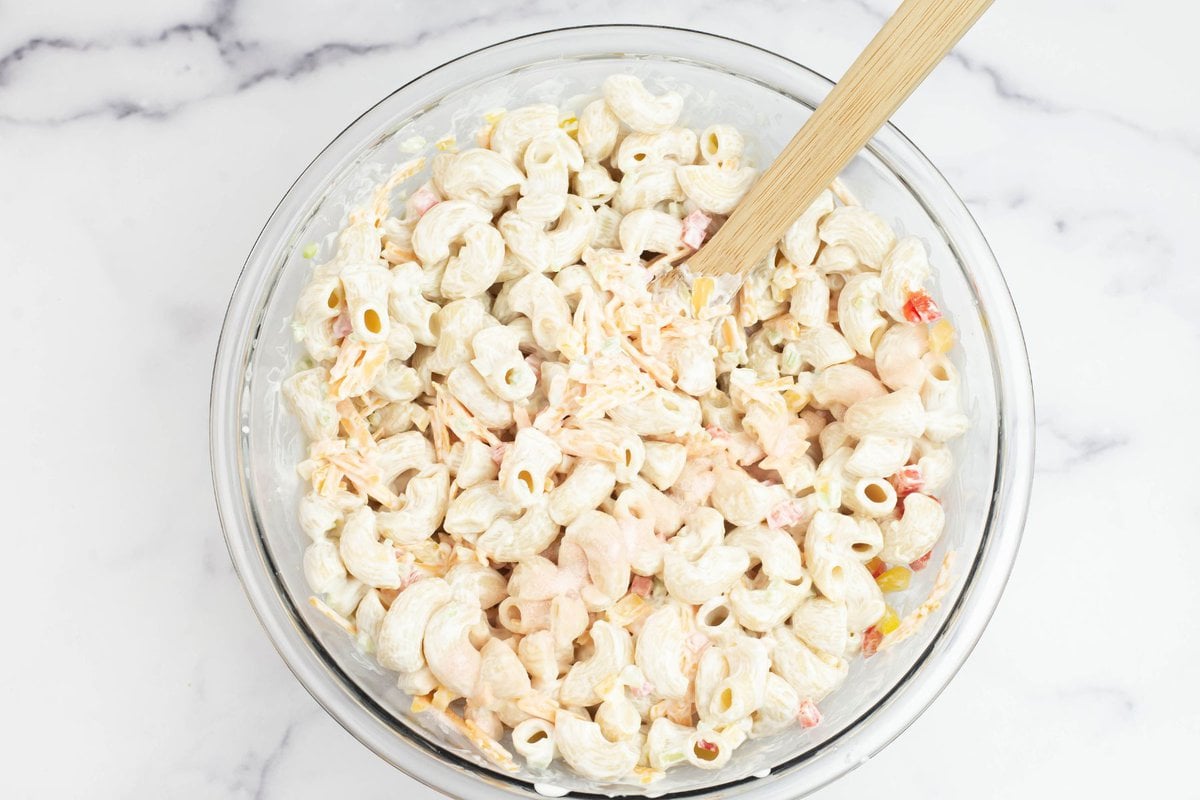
[{"xmin": 688, "ymin": 0, "xmax": 993, "ymax": 277}]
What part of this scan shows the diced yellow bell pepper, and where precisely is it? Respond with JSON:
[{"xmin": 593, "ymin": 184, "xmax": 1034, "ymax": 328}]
[
  {"xmin": 876, "ymin": 566, "xmax": 912, "ymax": 593},
  {"xmin": 929, "ymin": 319, "xmax": 956, "ymax": 354},
  {"xmin": 876, "ymin": 605, "xmax": 901, "ymax": 634}
]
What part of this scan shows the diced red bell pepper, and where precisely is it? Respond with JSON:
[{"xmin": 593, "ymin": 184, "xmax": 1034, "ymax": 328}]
[
  {"xmin": 797, "ymin": 699, "xmax": 822, "ymax": 729},
  {"xmin": 902, "ymin": 291, "xmax": 942, "ymax": 324},
  {"xmin": 862, "ymin": 626, "xmax": 883, "ymax": 658},
  {"xmin": 889, "ymin": 465, "xmax": 924, "ymax": 498}
]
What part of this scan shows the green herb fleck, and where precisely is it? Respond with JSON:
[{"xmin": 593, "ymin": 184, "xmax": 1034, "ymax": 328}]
[{"xmin": 302, "ymin": 243, "xmax": 319, "ymax": 259}]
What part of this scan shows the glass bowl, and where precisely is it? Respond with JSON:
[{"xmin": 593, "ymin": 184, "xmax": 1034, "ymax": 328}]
[{"xmin": 210, "ymin": 24, "xmax": 1034, "ymax": 800}]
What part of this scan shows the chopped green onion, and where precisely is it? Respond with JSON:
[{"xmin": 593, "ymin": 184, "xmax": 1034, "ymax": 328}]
[
  {"xmin": 302, "ymin": 243, "xmax": 319, "ymax": 259},
  {"xmin": 781, "ymin": 343, "xmax": 801, "ymax": 374}
]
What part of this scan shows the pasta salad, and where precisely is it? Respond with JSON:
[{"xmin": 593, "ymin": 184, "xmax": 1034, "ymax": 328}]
[{"xmin": 282, "ymin": 74, "xmax": 967, "ymax": 784}]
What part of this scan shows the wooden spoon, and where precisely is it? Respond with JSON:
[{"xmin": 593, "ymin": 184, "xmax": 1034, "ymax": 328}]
[{"xmin": 686, "ymin": 0, "xmax": 993, "ymax": 279}]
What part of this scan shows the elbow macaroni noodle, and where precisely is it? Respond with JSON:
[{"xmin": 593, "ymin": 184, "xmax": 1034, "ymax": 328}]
[{"xmin": 285, "ymin": 74, "xmax": 968, "ymax": 783}]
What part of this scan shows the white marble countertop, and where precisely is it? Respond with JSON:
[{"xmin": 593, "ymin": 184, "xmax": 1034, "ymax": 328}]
[{"xmin": 4, "ymin": 0, "xmax": 1198, "ymax": 796}]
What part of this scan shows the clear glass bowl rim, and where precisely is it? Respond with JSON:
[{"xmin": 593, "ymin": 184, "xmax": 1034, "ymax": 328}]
[{"xmin": 210, "ymin": 23, "xmax": 1035, "ymax": 800}]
